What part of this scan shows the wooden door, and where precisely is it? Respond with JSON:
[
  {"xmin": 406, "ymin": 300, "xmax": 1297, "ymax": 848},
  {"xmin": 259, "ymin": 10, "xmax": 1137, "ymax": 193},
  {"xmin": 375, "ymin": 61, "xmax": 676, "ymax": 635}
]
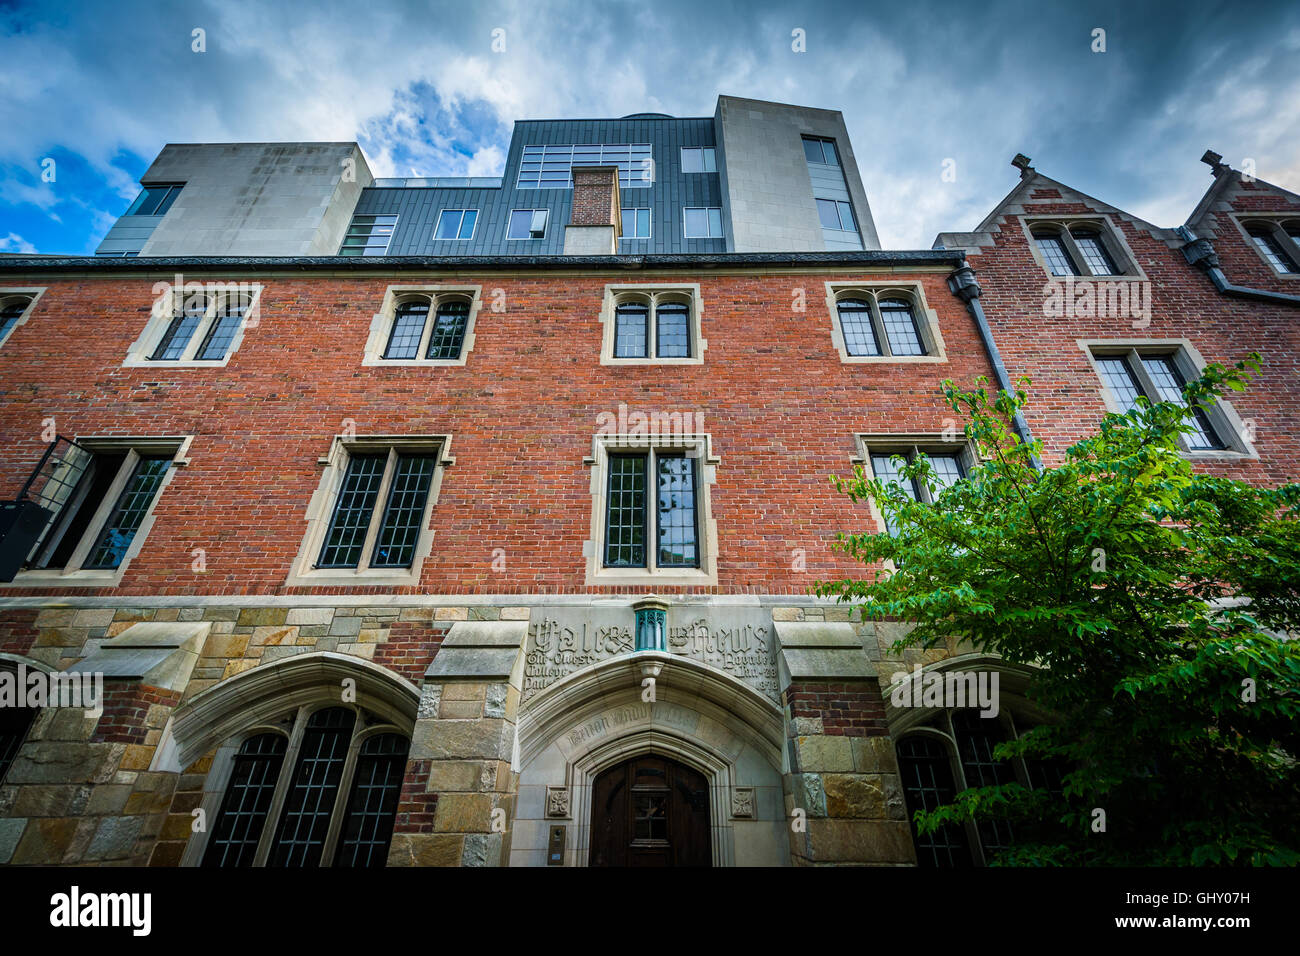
[{"xmin": 589, "ymin": 754, "xmax": 711, "ymax": 867}]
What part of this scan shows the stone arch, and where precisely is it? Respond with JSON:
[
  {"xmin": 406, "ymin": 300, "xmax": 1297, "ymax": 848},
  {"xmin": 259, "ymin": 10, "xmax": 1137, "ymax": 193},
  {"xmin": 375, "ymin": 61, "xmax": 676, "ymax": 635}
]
[
  {"xmin": 513, "ymin": 651, "xmax": 788, "ymax": 867},
  {"xmin": 883, "ymin": 653, "xmax": 1048, "ymax": 736}
]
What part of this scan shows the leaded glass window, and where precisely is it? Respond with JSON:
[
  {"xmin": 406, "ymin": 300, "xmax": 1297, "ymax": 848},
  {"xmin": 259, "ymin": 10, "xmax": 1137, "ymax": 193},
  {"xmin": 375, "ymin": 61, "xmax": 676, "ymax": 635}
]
[
  {"xmin": 656, "ymin": 455, "xmax": 698, "ymax": 567},
  {"xmin": 370, "ymin": 454, "xmax": 437, "ymax": 568},
  {"xmin": 426, "ymin": 301, "xmax": 470, "ymax": 360},
  {"xmin": 614, "ymin": 302, "xmax": 649, "ymax": 357},
  {"xmin": 334, "ymin": 734, "xmax": 411, "ymax": 868},
  {"xmin": 837, "ymin": 299, "xmax": 881, "ymax": 356},
  {"xmin": 604, "ymin": 454, "xmax": 647, "ymax": 567},
  {"xmin": 952, "ymin": 710, "xmax": 1016, "ymax": 856},
  {"xmin": 833, "ymin": 292, "xmax": 931, "ymax": 359},
  {"xmin": 655, "ymin": 302, "xmax": 690, "ymax": 358},
  {"xmin": 1034, "ymin": 233, "xmax": 1079, "ymax": 276},
  {"xmin": 317, "ymin": 454, "xmax": 387, "ymax": 568},
  {"xmin": 1093, "ymin": 349, "xmax": 1226, "ymax": 451},
  {"xmin": 1248, "ymin": 227, "xmax": 1299, "ymax": 273},
  {"xmin": 203, "ymin": 734, "xmax": 287, "ymax": 868},
  {"xmin": 611, "ymin": 296, "xmax": 694, "ymax": 360},
  {"xmin": 151, "ymin": 295, "xmax": 208, "ymax": 360},
  {"xmin": 383, "ymin": 300, "xmax": 429, "ymax": 359},
  {"xmin": 896, "ymin": 735, "xmax": 970, "ymax": 867},
  {"xmin": 878, "ymin": 298, "xmax": 924, "ymax": 356},
  {"xmin": 83, "ymin": 456, "xmax": 172, "ymax": 570},
  {"xmin": 1072, "ymin": 230, "xmax": 1120, "ymax": 276},
  {"xmin": 604, "ymin": 450, "xmax": 700, "ymax": 571},
  {"xmin": 269, "ymin": 708, "xmax": 356, "ymax": 867},
  {"xmin": 866, "ymin": 447, "xmax": 966, "ymax": 535},
  {"xmin": 0, "ymin": 298, "xmax": 31, "ymax": 343},
  {"xmin": 196, "ymin": 296, "xmax": 247, "ymax": 361}
]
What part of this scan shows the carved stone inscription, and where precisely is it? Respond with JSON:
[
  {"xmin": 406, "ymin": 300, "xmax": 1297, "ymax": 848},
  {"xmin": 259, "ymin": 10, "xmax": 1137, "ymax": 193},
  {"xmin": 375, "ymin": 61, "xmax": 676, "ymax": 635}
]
[{"xmin": 523, "ymin": 607, "xmax": 778, "ymax": 703}]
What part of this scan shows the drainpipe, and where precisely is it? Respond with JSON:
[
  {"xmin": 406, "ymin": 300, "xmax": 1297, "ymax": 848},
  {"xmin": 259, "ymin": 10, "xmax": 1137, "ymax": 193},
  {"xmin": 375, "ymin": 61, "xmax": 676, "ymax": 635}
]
[
  {"xmin": 1177, "ymin": 226, "xmax": 1300, "ymax": 306},
  {"xmin": 947, "ymin": 261, "xmax": 1043, "ymax": 469}
]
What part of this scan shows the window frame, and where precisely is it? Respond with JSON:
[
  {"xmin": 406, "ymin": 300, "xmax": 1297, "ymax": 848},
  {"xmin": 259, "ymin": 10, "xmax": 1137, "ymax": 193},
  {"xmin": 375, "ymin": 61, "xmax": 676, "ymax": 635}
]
[
  {"xmin": 1020, "ymin": 216, "xmax": 1144, "ymax": 280},
  {"xmin": 286, "ymin": 434, "xmax": 453, "ymax": 588},
  {"xmin": 0, "ymin": 288, "xmax": 44, "ymax": 349},
  {"xmin": 584, "ymin": 432, "xmax": 719, "ymax": 588},
  {"xmin": 620, "ymin": 207, "xmax": 652, "ymax": 241},
  {"xmin": 124, "ymin": 183, "xmax": 184, "ymax": 217},
  {"xmin": 506, "ymin": 208, "xmax": 550, "ymax": 240},
  {"xmin": 801, "ymin": 136, "xmax": 840, "ymax": 166},
  {"xmin": 432, "ymin": 208, "xmax": 479, "ymax": 242},
  {"xmin": 1080, "ymin": 339, "xmax": 1257, "ymax": 458},
  {"xmin": 682, "ymin": 207, "xmax": 724, "ymax": 239},
  {"xmin": 854, "ymin": 435, "xmax": 977, "ymax": 537},
  {"xmin": 191, "ymin": 703, "xmax": 411, "ymax": 869},
  {"xmin": 362, "ymin": 285, "xmax": 482, "ymax": 367},
  {"xmin": 338, "ymin": 214, "xmax": 399, "ymax": 256},
  {"xmin": 1233, "ymin": 215, "xmax": 1300, "ymax": 278},
  {"xmin": 3, "ymin": 435, "xmax": 193, "ymax": 588},
  {"xmin": 598, "ymin": 284, "xmax": 706, "ymax": 366},
  {"xmin": 679, "ymin": 147, "xmax": 717, "ymax": 173},
  {"xmin": 124, "ymin": 285, "xmax": 263, "ymax": 368},
  {"xmin": 825, "ymin": 283, "xmax": 947, "ymax": 364}
]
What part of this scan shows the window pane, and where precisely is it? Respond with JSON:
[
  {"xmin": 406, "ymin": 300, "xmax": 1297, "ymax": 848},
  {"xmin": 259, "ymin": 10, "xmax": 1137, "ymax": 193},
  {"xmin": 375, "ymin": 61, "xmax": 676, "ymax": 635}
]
[
  {"xmin": 656, "ymin": 454, "xmax": 698, "ymax": 567},
  {"xmin": 681, "ymin": 147, "xmax": 702, "ymax": 173},
  {"xmin": 425, "ymin": 301, "xmax": 469, "ymax": 360},
  {"xmin": 383, "ymin": 300, "xmax": 429, "ymax": 360},
  {"xmin": 927, "ymin": 454, "xmax": 964, "ymax": 494},
  {"xmin": 637, "ymin": 208, "xmax": 650, "ymax": 236},
  {"xmin": 530, "ymin": 209, "xmax": 549, "ymax": 237},
  {"xmin": 703, "ymin": 147, "xmax": 716, "ymax": 172},
  {"xmin": 870, "ymin": 452, "xmax": 917, "ymax": 536},
  {"xmin": 153, "ymin": 185, "xmax": 181, "ymax": 216},
  {"xmin": 333, "ymin": 733, "xmax": 410, "ymax": 867},
  {"xmin": 817, "ymin": 198, "xmax": 841, "ymax": 230},
  {"xmin": 507, "ymin": 209, "xmax": 532, "ymax": 239},
  {"xmin": 1249, "ymin": 230, "xmax": 1298, "ymax": 273},
  {"xmin": 707, "ymin": 208, "xmax": 723, "ymax": 237},
  {"xmin": 837, "ymin": 299, "xmax": 880, "ymax": 356},
  {"xmin": 434, "ymin": 210, "xmax": 462, "ymax": 239},
  {"xmin": 1140, "ymin": 356, "xmax": 1223, "ymax": 449},
  {"xmin": 38, "ymin": 452, "xmax": 125, "ymax": 570},
  {"xmin": 896, "ymin": 735, "xmax": 971, "ymax": 867},
  {"xmin": 459, "ymin": 209, "xmax": 478, "ymax": 239},
  {"xmin": 879, "ymin": 299, "xmax": 925, "ymax": 356},
  {"xmin": 268, "ymin": 708, "xmax": 355, "ymax": 867},
  {"xmin": 197, "ymin": 297, "xmax": 246, "ymax": 361},
  {"xmin": 604, "ymin": 454, "xmax": 646, "ymax": 567},
  {"xmin": 317, "ymin": 454, "xmax": 386, "ymax": 568},
  {"xmin": 837, "ymin": 201, "xmax": 857, "ymax": 232},
  {"xmin": 621, "ymin": 208, "xmax": 636, "ymax": 236},
  {"xmin": 84, "ymin": 456, "xmax": 171, "ymax": 570},
  {"xmin": 1072, "ymin": 231, "xmax": 1120, "ymax": 276},
  {"xmin": 370, "ymin": 454, "xmax": 437, "ymax": 568},
  {"xmin": 614, "ymin": 303, "xmax": 648, "ymax": 357},
  {"xmin": 1095, "ymin": 356, "xmax": 1142, "ymax": 410},
  {"xmin": 1, "ymin": 299, "xmax": 30, "ymax": 341},
  {"xmin": 203, "ymin": 734, "xmax": 287, "ymax": 868},
  {"xmin": 683, "ymin": 208, "xmax": 707, "ymax": 237},
  {"xmin": 0, "ymin": 702, "xmax": 36, "ymax": 786},
  {"xmin": 655, "ymin": 302, "xmax": 690, "ymax": 358},
  {"xmin": 340, "ymin": 214, "xmax": 397, "ymax": 255},
  {"xmin": 802, "ymin": 138, "xmax": 825, "ymax": 164},
  {"xmin": 1033, "ymin": 233, "xmax": 1079, "ymax": 276},
  {"xmin": 150, "ymin": 295, "xmax": 207, "ymax": 360}
]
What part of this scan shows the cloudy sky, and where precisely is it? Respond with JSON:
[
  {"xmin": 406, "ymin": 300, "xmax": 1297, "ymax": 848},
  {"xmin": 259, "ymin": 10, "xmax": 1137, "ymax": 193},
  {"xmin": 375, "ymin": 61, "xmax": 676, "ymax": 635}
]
[{"xmin": 2, "ymin": 0, "xmax": 1297, "ymax": 254}]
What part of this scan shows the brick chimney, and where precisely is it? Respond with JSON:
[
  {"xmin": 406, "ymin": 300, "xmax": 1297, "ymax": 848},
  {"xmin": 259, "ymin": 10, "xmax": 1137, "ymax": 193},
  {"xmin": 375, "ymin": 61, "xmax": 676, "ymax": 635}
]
[{"xmin": 563, "ymin": 165, "xmax": 622, "ymax": 255}]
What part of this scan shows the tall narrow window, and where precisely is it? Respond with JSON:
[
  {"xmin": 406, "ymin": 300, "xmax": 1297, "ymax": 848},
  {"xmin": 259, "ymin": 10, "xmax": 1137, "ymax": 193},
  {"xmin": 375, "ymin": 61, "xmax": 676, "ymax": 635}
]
[
  {"xmin": 317, "ymin": 454, "xmax": 387, "ymax": 568},
  {"xmin": 1033, "ymin": 233, "xmax": 1079, "ymax": 276},
  {"xmin": 334, "ymin": 734, "xmax": 411, "ymax": 868},
  {"xmin": 614, "ymin": 302, "xmax": 649, "ymax": 358},
  {"xmin": 370, "ymin": 454, "xmax": 437, "ymax": 568},
  {"xmin": 896, "ymin": 736, "xmax": 970, "ymax": 867},
  {"xmin": 383, "ymin": 301, "xmax": 429, "ymax": 360},
  {"xmin": 878, "ymin": 298, "xmax": 924, "ymax": 356},
  {"xmin": 837, "ymin": 299, "xmax": 881, "ymax": 356},
  {"xmin": 202, "ymin": 734, "xmax": 288, "ymax": 868},
  {"xmin": 268, "ymin": 708, "xmax": 356, "ymax": 868},
  {"xmin": 426, "ymin": 301, "xmax": 470, "ymax": 359},
  {"xmin": 604, "ymin": 450, "xmax": 699, "ymax": 571},
  {"xmin": 83, "ymin": 456, "xmax": 172, "ymax": 570},
  {"xmin": 196, "ymin": 296, "xmax": 248, "ymax": 361},
  {"xmin": 655, "ymin": 302, "xmax": 690, "ymax": 358},
  {"xmin": 655, "ymin": 455, "xmax": 698, "ymax": 567},
  {"xmin": 1072, "ymin": 230, "xmax": 1120, "ymax": 276},
  {"xmin": 1092, "ymin": 349, "xmax": 1226, "ymax": 451},
  {"xmin": 952, "ymin": 710, "xmax": 1016, "ymax": 856},
  {"xmin": 604, "ymin": 454, "xmax": 647, "ymax": 567},
  {"xmin": 151, "ymin": 295, "xmax": 208, "ymax": 361}
]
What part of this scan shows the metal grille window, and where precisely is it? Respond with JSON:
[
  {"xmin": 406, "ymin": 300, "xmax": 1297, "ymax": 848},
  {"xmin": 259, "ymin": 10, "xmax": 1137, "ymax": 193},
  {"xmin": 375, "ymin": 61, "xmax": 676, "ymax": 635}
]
[
  {"xmin": 621, "ymin": 208, "xmax": 651, "ymax": 240},
  {"xmin": 334, "ymin": 734, "xmax": 411, "ymax": 868},
  {"xmin": 316, "ymin": 446, "xmax": 442, "ymax": 572},
  {"xmin": 1033, "ymin": 233, "xmax": 1079, "ymax": 276},
  {"xmin": 1072, "ymin": 230, "xmax": 1120, "ymax": 276},
  {"xmin": 1092, "ymin": 349, "xmax": 1227, "ymax": 451},
  {"xmin": 125, "ymin": 183, "xmax": 183, "ymax": 217},
  {"xmin": 0, "ymin": 701, "xmax": 36, "ymax": 786},
  {"xmin": 837, "ymin": 299, "xmax": 881, "ymax": 356},
  {"xmin": 205, "ymin": 707, "xmax": 410, "ymax": 869},
  {"xmin": 518, "ymin": 144, "xmax": 653, "ymax": 190},
  {"xmin": 867, "ymin": 446, "xmax": 966, "ymax": 535},
  {"xmin": 834, "ymin": 292, "xmax": 931, "ymax": 358},
  {"xmin": 384, "ymin": 300, "xmax": 430, "ymax": 359},
  {"xmin": 604, "ymin": 450, "xmax": 699, "ymax": 571},
  {"xmin": 683, "ymin": 207, "xmax": 724, "ymax": 239},
  {"xmin": 339, "ymin": 214, "xmax": 398, "ymax": 256},
  {"xmin": 896, "ymin": 736, "xmax": 970, "ymax": 867},
  {"xmin": 269, "ymin": 708, "xmax": 356, "ymax": 867},
  {"xmin": 680, "ymin": 147, "xmax": 716, "ymax": 173},
  {"xmin": 202, "ymin": 734, "xmax": 287, "ymax": 868},
  {"xmin": 21, "ymin": 440, "xmax": 180, "ymax": 576},
  {"xmin": 151, "ymin": 295, "xmax": 208, "ymax": 360},
  {"xmin": 83, "ymin": 456, "xmax": 172, "ymax": 570},
  {"xmin": 433, "ymin": 209, "xmax": 478, "ymax": 240},
  {"xmin": 610, "ymin": 294, "xmax": 695, "ymax": 360},
  {"xmin": 507, "ymin": 209, "xmax": 549, "ymax": 240},
  {"xmin": 426, "ymin": 301, "xmax": 470, "ymax": 359},
  {"xmin": 1248, "ymin": 227, "xmax": 1299, "ymax": 273},
  {"xmin": 0, "ymin": 297, "xmax": 32, "ymax": 343}
]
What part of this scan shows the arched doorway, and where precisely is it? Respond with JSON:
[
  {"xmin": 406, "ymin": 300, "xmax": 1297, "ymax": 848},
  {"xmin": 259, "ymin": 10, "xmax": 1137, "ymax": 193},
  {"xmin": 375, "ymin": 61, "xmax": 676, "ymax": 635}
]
[{"xmin": 590, "ymin": 753, "xmax": 711, "ymax": 867}]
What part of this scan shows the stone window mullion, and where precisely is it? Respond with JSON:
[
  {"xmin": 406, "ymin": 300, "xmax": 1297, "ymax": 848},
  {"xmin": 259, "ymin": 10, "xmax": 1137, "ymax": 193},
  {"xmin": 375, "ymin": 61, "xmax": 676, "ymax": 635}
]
[
  {"xmin": 415, "ymin": 295, "xmax": 438, "ymax": 359},
  {"xmin": 1057, "ymin": 227, "xmax": 1090, "ymax": 276},
  {"xmin": 356, "ymin": 448, "xmax": 399, "ymax": 572},
  {"xmin": 868, "ymin": 294, "xmax": 893, "ymax": 357},
  {"xmin": 180, "ymin": 296, "xmax": 219, "ymax": 362},
  {"xmin": 253, "ymin": 707, "xmax": 310, "ymax": 867},
  {"xmin": 318, "ymin": 718, "xmax": 366, "ymax": 867}
]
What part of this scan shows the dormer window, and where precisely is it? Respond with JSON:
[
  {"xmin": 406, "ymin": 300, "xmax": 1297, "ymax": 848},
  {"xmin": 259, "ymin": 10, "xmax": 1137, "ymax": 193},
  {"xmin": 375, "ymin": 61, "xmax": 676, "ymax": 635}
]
[{"xmin": 1026, "ymin": 220, "xmax": 1136, "ymax": 278}]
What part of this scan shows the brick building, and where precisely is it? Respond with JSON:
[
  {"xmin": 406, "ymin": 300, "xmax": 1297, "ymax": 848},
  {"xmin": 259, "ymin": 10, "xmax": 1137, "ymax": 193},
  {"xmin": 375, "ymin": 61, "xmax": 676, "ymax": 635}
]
[{"xmin": 0, "ymin": 97, "xmax": 1296, "ymax": 868}]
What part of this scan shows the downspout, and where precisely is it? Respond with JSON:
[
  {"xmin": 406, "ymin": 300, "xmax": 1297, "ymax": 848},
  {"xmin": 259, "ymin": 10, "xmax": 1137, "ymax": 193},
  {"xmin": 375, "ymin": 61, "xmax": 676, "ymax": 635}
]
[
  {"xmin": 947, "ymin": 261, "xmax": 1043, "ymax": 469},
  {"xmin": 1177, "ymin": 226, "xmax": 1300, "ymax": 306}
]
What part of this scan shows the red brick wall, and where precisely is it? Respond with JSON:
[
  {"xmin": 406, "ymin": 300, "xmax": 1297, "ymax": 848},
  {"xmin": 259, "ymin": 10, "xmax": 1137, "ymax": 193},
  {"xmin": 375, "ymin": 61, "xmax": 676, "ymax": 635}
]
[
  {"xmin": 0, "ymin": 609, "xmax": 38, "ymax": 655},
  {"xmin": 392, "ymin": 758, "xmax": 437, "ymax": 834},
  {"xmin": 964, "ymin": 180, "xmax": 1300, "ymax": 482},
  {"xmin": 0, "ymin": 269, "xmax": 997, "ymax": 597},
  {"xmin": 373, "ymin": 621, "xmax": 448, "ymax": 683},
  {"xmin": 786, "ymin": 680, "xmax": 888, "ymax": 736},
  {"xmin": 91, "ymin": 683, "xmax": 181, "ymax": 744}
]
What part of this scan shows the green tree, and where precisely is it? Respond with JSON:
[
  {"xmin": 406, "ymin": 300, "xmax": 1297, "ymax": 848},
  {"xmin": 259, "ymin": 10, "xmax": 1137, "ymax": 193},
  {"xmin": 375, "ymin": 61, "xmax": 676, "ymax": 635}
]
[{"xmin": 817, "ymin": 355, "xmax": 1300, "ymax": 865}]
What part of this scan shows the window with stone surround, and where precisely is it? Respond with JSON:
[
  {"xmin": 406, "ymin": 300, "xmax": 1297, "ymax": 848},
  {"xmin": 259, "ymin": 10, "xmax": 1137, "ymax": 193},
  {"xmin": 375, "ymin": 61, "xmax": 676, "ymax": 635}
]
[
  {"xmin": 1081, "ymin": 340, "xmax": 1256, "ymax": 457},
  {"xmin": 598, "ymin": 285, "xmax": 705, "ymax": 365},
  {"xmin": 584, "ymin": 432, "xmax": 719, "ymax": 587},
  {"xmin": 1022, "ymin": 217, "xmax": 1141, "ymax": 279},
  {"xmin": 895, "ymin": 706, "xmax": 1065, "ymax": 868},
  {"xmin": 4, "ymin": 435, "xmax": 192, "ymax": 588},
  {"xmin": 286, "ymin": 435, "xmax": 452, "ymax": 588},
  {"xmin": 200, "ymin": 704, "xmax": 410, "ymax": 868},
  {"xmin": 826, "ymin": 283, "xmax": 946, "ymax": 364},
  {"xmin": 362, "ymin": 286, "xmax": 482, "ymax": 366},
  {"xmin": 124, "ymin": 284, "xmax": 262, "ymax": 367},
  {"xmin": 1237, "ymin": 216, "xmax": 1300, "ymax": 276},
  {"xmin": 854, "ymin": 436, "xmax": 974, "ymax": 536},
  {"xmin": 0, "ymin": 289, "xmax": 42, "ymax": 349}
]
